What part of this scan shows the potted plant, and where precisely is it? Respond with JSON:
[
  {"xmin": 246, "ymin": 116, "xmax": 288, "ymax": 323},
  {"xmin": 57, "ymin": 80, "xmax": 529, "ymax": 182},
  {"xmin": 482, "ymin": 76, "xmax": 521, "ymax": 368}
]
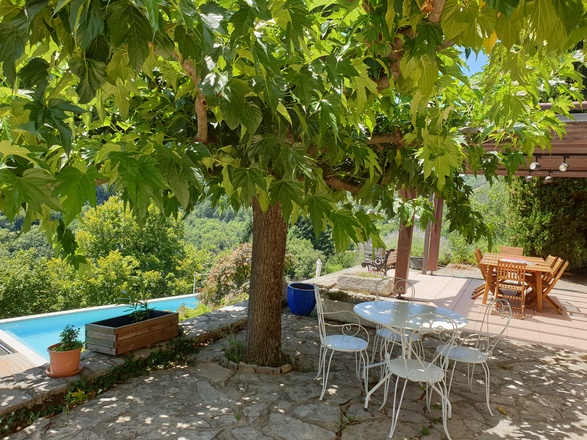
[
  {"xmin": 85, "ymin": 285, "xmax": 179, "ymax": 356},
  {"xmin": 47, "ymin": 324, "xmax": 84, "ymax": 378}
]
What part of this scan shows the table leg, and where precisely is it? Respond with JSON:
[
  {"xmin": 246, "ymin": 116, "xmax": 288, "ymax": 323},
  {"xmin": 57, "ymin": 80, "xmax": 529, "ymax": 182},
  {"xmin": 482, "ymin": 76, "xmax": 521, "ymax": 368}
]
[
  {"xmin": 536, "ymin": 275, "xmax": 543, "ymax": 313},
  {"xmin": 482, "ymin": 271, "xmax": 492, "ymax": 304}
]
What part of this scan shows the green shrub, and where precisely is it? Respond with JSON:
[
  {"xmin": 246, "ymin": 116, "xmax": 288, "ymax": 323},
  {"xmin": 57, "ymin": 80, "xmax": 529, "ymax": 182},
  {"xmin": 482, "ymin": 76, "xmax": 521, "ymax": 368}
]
[
  {"xmin": 323, "ymin": 251, "xmax": 360, "ymax": 274},
  {"xmin": 178, "ymin": 303, "xmax": 212, "ymax": 320},
  {"xmin": 200, "ymin": 243, "xmax": 252, "ymax": 306},
  {"xmin": 285, "ymin": 236, "xmax": 325, "ymax": 281},
  {"xmin": 508, "ymin": 178, "xmax": 587, "ymax": 270}
]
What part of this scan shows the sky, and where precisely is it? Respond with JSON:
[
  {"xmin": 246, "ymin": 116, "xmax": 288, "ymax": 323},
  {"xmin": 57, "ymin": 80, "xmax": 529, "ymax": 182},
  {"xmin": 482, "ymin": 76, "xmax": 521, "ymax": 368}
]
[{"xmin": 463, "ymin": 50, "xmax": 489, "ymax": 75}]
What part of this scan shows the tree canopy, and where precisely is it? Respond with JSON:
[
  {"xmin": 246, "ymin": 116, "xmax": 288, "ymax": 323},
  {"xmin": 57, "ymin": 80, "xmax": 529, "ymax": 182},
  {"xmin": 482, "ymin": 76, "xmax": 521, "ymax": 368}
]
[{"xmin": 1, "ymin": 0, "xmax": 585, "ymax": 363}]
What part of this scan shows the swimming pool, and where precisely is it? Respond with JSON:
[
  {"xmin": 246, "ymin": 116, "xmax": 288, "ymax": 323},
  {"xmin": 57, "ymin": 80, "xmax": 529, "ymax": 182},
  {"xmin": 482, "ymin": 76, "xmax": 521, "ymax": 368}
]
[{"xmin": 0, "ymin": 294, "xmax": 199, "ymax": 361}]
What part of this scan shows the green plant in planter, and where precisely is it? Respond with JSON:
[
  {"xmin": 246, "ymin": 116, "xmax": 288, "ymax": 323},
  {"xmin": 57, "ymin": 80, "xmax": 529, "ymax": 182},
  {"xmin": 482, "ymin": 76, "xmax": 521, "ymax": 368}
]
[
  {"xmin": 118, "ymin": 283, "xmax": 154, "ymax": 322},
  {"xmin": 54, "ymin": 325, "xmax": 83, "ymax": 351}
]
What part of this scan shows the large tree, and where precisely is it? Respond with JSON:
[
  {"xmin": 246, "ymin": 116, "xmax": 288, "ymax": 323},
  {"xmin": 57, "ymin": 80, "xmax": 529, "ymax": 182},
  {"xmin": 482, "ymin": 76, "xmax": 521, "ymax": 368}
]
[{"xmin": 0, "ymin": 0, "xmax": 585, "ymax": 364}]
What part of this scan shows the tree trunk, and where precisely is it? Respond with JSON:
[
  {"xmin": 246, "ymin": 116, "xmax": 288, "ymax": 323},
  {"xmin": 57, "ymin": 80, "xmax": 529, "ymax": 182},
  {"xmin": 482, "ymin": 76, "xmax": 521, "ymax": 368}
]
[{"xmin": 245, "ymin": 198, "xmax": 288, "ymax": 366}]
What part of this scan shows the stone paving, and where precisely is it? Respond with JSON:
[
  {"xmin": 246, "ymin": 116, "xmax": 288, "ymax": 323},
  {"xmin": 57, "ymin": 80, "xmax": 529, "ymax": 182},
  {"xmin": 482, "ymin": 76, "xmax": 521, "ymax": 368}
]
[{"xmin": 3, "ymin": 303, "xmax": 587, "ymax": 439}]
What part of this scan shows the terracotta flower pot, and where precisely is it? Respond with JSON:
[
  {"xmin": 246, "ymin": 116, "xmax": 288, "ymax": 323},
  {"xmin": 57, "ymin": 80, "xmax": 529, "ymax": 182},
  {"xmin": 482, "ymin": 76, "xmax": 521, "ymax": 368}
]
[{"xmin": 47, "ymin": 344, "xmax": 82, "ymax": 377}]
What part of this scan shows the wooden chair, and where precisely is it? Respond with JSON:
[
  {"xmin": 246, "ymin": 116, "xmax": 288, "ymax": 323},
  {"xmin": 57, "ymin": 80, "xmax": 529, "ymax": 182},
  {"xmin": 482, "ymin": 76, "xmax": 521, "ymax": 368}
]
[
  {"xmin": 495, "ymin": 259, "xmax": 528, "ymax": 317},
  {"xmin": 526, "ymin": 259, "xmax": 568, "ymax": 314},
  {"xmin": 471, "ymin": 249, "xmax": 495, "ymax": 299},
  {"xmin": 500, "ymin": 246, "xmax": 524, "ymax": 256}
]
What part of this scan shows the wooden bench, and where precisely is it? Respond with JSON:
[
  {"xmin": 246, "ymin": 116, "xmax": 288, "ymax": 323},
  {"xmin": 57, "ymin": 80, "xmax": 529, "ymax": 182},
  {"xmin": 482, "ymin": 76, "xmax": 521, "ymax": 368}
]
[{"xmin": 361, "ymin": 246, "xmax": 397, "ymax": 275}]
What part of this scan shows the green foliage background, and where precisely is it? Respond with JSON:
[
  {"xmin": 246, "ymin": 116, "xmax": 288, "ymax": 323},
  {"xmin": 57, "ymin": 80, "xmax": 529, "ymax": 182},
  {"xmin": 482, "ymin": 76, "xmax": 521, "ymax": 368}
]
[
  {"xmin": 1, "ymin": 175, "xmax": 586, "ymax": 319},
  {"xmin": 508, "ymin": 178, "xmax": 587, "ymax": 270}
]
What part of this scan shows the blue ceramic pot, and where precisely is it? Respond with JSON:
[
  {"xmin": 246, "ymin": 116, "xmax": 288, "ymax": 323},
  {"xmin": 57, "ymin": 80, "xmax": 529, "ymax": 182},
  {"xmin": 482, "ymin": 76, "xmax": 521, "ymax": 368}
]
[{"xmin": 287, "ymin": 283, "xmax": 317, "ymax": 316}]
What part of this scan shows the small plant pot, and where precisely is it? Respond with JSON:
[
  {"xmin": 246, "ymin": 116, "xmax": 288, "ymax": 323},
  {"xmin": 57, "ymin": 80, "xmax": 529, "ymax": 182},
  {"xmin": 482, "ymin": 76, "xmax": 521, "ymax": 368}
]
[
  {"xmin": 287, "ymin": 283, "xmax": 317, "ymax": 316},
  {"xmin": 47, "ymin": 344, "xmax": 83, "ymax": 377},
  {"xmin": 410, "ymin": 256, "xmax": 423, "ymax": 270}
]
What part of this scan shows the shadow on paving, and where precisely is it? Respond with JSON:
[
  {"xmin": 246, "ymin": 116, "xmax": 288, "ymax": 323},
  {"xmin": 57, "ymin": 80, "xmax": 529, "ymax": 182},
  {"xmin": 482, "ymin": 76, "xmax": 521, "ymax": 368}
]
[{"xmin": 6, "ymin": 312, "xmax": 587, "ymax": 440}]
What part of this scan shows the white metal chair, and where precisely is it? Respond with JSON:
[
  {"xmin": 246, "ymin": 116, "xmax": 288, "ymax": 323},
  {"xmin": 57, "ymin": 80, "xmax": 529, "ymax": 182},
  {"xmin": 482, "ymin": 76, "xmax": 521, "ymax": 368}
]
[
  {"xmin": 314, "ymin": 285, "xmax": 369, "ymax": 400},
  {"xmin": 384, "ymin": 313, "xmax": 458, "ymax": 439},
  {"xmin": 385, "ymin": 313, "xmax": 457, "ymax": 440},
  {"xmin": 371, "ymin": 277, "xmax": 419, "ymax": 364},
  {"xmin": 436, "ymin": 299, "xmax": 512, "ymax": 416}
]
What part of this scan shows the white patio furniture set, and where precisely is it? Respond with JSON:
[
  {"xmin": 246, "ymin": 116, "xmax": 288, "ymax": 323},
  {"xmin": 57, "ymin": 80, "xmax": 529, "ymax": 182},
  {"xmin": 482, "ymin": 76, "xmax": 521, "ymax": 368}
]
[{"xmin": 313, "ymin": 281, "xmax": 513, "ymax": 439}]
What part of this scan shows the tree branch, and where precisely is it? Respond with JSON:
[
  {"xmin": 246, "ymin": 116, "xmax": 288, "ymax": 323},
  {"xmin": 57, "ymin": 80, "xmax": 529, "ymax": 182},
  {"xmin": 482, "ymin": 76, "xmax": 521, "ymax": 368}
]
[
  {"xmin": 367, "ymin": 132, "xmax": 405, "ymax": 147},
  {"xmin": 324, "ymin": 175, "xmax": 361, "ymax": 194},
  {"xmin": 428, "ymin": 0, "xmax": 447, "ymax": 23},
  {"xmin": 176, "ymin": 54, "xmax": 209, "ymax": 143}
]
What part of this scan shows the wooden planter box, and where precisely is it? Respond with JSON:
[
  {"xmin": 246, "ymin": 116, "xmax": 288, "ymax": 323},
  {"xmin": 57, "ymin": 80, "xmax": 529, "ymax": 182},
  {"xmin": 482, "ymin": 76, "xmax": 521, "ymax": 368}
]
[{"xmin": 85, "ymin": 310, "xmax": 179, "ymax": 356}]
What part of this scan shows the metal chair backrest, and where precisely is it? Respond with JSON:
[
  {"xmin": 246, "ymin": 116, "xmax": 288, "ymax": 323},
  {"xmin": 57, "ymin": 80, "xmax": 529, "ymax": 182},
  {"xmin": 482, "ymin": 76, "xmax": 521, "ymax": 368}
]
[
  {"xmin": 477, "ymin": 299, "xmax": 513, "ymax": 356},
  {"xmin": 375, "ymin": 277, "xmax": 415, "ymax": 301},
  {"xmin": 314, "ymin": 285, "xmax": 368, "ymax": 345},
  {"xmin": 314, "ymin": 285, "xmax": 327, "ymax": 344},
  {"xmin": 397, "ymin": 312, "xmax": 458, "ymax": 381}
]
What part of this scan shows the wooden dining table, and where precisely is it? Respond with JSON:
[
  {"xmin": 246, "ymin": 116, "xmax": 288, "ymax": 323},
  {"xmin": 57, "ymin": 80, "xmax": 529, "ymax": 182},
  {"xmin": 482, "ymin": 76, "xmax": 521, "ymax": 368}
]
[{"xmin": 480, "ymin": 253, "xmax": 553, "ymax": 312}]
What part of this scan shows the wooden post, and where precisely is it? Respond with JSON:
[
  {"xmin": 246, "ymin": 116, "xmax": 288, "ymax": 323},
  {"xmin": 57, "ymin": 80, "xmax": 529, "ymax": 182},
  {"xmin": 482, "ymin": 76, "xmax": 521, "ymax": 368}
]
[{"xmin": 395, "ymin": 188, "xmax": 417, "ymax": 281}]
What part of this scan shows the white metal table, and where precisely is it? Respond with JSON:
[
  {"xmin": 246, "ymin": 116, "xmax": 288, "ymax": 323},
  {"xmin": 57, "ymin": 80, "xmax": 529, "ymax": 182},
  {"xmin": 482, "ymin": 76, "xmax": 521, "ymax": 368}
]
[
  {"xmin": 354, "ymin": 300, "xmax": 468, "ymax": 407},
  {"xmin": 354, "ymin": 300, "xmax": 467, "ymax": 331}
]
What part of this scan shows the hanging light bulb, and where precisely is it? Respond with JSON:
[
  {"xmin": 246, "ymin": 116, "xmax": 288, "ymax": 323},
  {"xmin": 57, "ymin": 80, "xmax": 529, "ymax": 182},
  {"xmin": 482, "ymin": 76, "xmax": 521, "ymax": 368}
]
[
  {"xmin": 530, "ymin": 161, "xmax": 541, "ymax": 171},
  {"xmin": 525, "ymin": 175, "xmax": 533, "ymax": 182},
  {"xmin": 559, "ymin": 161, "xmax": 569, "ymax": 172},
  {"xmin": 544, "ymin": 175, "xmax": 553, "ymax": 183}
]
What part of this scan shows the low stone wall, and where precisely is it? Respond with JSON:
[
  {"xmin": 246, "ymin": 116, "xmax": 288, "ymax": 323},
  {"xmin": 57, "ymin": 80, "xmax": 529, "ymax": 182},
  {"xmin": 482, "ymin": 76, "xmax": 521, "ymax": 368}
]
[
  {"xmin": 336, "ymin": 274, "xmax": 393, "ymax": 296},
  {"xmin": 319, "ymin": 289, "xmax": 377, "ymax": 328}
]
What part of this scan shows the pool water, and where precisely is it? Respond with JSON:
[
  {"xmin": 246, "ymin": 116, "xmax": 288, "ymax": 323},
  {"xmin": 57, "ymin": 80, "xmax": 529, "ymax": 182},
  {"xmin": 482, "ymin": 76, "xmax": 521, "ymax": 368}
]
[{"xmin": 0, "ymin": 294, "xmax": 198, "ymax": 361}]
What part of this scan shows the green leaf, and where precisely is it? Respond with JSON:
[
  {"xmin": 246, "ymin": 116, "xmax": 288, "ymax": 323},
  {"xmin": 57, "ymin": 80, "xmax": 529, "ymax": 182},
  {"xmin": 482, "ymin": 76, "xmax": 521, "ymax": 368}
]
[
  {"xmin": 110, "ymin": 152, "xmax": 169, "ymax": 220},
  {"xmin": 18, "ymin": 58, "xmax": 50, "ymax": 93},
  {"xmin": 0, "ymin": 140, "xmax": 33, "ymax": 162},
  {"xmin": 141, "ymin": 0, "xmax": 162, "ymax": 34},
  {"xmin": 69, "ymin": 57, "xmax": 107, "ymax": 104},
  {"xmin": 175, "ymin": 22, "xmax": 205, "ymax": 66},
  {"xmin": 0, "ymin": 168, "xmax": 62, "ymax": 221},
  {"xmin": 385, "ymin": 0, "xmax": 395, "ymax": 32},
  {"xmin": 494, "ymin": 10, "xmax": 523, "ymax": 48},
  {"xmin": 156, "ymin": 146, "xmax": 202, "ymax": 209},
  {"xmin": 232, "ymin": 167, "xmax": 266, "ymax": 202},
  {"xmin": 419, "ymin": 133, "xmax": 464, "ymax": 188},
  {"xmin": 219, "ymin": 79, "xmax": 249, "ymax": 129},
  {"xmin": 112, "ymin": 78, "xmax": 131, "ymax": 120},
  {"xmin": 441, "ymin": 0, "xmax": 468, "ymax": 42},
  {"xmin": 485, "ymin": 0, "xmax": 520, "ymax": 17},
  {"xmin": 552, "ymin": 0, "xmax": 584, "ymax": 32},
  {"xmin": 69, "ymin": 0, "xmax": 105, "ymax": 50},
  {"xmin": 56, "ymin": 165, "xmax": 101, "ymax": 221},
  {"xmin": 527, "ymin": 0, "xmax": 559, "ymax": 45},
  {"xmin": 269, "ymin": 179, "xmax": 304, "ymax": 222},
  {"xmin": 0, "ymin": 22, "xmax": 25, "ymax": 63},
  {"xmin": 305, "ymin": 192, "xmax": 333, "ymax": 236},
  {"xmin": 329, "ymin": 208, "xmax": 359, "ymax": 252},
  {"xmin": 230, "ymin": 2, "xmax": 263, "ymax": 44},
  {"xmin": 108, "ymin": 2, "xmax": 152, "ymax": 69}
]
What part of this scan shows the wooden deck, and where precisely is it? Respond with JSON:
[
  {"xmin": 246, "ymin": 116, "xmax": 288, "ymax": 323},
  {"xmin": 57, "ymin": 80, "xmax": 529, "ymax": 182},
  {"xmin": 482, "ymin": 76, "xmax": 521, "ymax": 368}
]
[{"xmin": 0, "ymin": 330, "xmax": 46, "ymax": 378}]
